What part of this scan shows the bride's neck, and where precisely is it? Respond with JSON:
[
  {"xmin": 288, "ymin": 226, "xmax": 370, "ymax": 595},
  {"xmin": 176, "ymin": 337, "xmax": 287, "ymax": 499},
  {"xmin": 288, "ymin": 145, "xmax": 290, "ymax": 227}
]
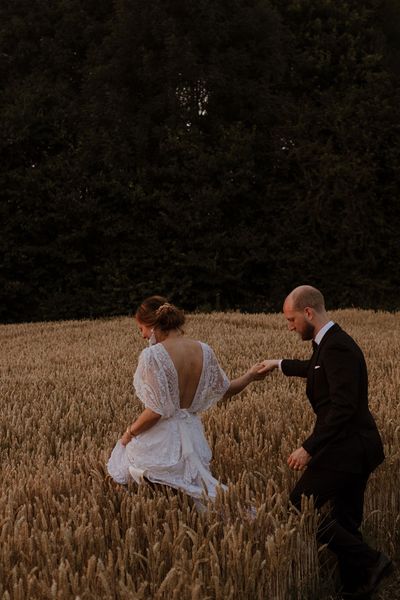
[{"xmin": 158, "ymin": 328, "xmax": 183, "ymax": 342}]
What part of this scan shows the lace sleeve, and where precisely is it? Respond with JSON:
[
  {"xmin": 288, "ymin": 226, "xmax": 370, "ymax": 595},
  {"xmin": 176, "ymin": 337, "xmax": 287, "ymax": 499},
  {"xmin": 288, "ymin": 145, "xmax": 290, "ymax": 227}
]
[
  {"xmin": 200, "ymin": 344, "xmax": 230, "ymax": 410},
  {"xmin": 133, "ymin": 349, "xmax": 168, "ymax": 416}
]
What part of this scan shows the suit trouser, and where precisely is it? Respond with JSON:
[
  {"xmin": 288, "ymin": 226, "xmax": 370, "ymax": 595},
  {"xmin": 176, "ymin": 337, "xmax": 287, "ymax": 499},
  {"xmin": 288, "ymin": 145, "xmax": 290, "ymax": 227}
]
[{"xmin": 290, "ymin": 467, "xmax": 379, "ymax": 590}]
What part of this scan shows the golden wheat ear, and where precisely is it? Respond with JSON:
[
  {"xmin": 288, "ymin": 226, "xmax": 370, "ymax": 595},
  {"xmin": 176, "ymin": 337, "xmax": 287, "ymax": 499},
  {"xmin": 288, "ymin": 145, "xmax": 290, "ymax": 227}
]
[{"xmin": 0, "ymin": 310, "xmax": 395, "ymax": 599}]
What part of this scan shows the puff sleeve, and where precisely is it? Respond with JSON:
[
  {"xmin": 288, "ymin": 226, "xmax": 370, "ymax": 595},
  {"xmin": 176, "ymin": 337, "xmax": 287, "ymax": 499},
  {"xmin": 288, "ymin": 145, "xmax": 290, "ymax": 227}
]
[
  {"xmin": 197, "ymin": 344, "xmax": 230, "ymax": 411},
  {"xmin": 133, "ymin": 348, "xmax": 175, "ymax": 417}
]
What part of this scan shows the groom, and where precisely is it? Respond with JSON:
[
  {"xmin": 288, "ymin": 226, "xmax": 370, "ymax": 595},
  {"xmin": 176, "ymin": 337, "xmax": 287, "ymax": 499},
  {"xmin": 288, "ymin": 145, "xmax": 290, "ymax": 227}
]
[{"xmin": 263, "ymin": 285, "xmax": 391, "ymax": 598}]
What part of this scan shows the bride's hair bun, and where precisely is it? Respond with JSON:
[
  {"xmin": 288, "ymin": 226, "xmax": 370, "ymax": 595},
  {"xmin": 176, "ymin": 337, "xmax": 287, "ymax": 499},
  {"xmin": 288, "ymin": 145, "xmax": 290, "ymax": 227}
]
[
  {"xmin": 155, "ymin": 302, "xmax": 174, "ymax": 316},
  {"xmin": 135, "ymin": 296, "xmax": 185, "ymax": 332}
]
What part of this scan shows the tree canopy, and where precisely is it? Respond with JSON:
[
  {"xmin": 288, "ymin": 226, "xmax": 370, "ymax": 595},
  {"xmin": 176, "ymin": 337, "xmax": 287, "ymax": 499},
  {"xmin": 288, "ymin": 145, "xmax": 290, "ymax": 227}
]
[{"xmin": 1, "ymin": 0, "xmax": 399, "ymax": 322}]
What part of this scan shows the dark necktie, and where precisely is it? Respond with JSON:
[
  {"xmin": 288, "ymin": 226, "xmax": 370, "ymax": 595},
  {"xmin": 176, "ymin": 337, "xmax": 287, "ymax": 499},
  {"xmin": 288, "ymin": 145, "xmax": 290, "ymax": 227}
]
[{"xmin": 312, "ymin": 340, "xmax": 318, "ymax": 352}]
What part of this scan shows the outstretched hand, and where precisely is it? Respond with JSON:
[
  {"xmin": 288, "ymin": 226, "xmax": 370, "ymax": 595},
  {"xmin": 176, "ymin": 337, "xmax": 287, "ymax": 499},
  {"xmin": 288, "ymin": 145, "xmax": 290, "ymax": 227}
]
[
  {"xmin": 258, "ymin": 359, "xmax": 281, "ymax": 374},
  {"xmin": 247, "ymin": 362, "xmax": 272, "ymax": 381},
  {"xmin": 246, "ymin": 359, "xmax": 281, "ymax": 381}
]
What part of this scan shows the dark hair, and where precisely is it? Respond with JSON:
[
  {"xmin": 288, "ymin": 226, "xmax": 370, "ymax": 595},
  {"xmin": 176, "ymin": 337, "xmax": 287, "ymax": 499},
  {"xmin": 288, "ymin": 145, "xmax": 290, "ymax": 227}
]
[{"xmin": 135, "ymin": 296, "xmax": 185, "ymax": 332}]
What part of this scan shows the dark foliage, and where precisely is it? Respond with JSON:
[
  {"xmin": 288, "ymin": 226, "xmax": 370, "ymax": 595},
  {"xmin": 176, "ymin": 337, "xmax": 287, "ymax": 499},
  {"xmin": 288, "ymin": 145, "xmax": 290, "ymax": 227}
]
[{"xmin": 1, "ymin": 0, "xmax": 399, "ymax": 322}]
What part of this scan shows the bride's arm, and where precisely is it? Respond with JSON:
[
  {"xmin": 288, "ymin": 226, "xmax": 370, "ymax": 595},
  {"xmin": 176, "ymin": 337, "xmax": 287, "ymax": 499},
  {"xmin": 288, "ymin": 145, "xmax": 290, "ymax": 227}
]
[
  {"xmin": 222, "ymin": 362, "xmax": 268, "ymax": 400},
  {"xmin": 121, "ymin": 408, "xmax": 161, "ymax": 446}
]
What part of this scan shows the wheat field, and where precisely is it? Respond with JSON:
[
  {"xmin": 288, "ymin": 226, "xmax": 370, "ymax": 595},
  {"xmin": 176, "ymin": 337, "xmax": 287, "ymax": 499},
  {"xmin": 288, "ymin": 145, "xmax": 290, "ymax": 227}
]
[{"xmin": 0, "ymin": 310, "xmax": 399, "ymax": 599}]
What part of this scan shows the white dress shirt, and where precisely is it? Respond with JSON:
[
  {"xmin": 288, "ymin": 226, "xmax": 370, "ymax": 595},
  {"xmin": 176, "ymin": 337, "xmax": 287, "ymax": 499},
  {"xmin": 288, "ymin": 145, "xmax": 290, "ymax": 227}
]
[{"xmin": 314, "ymin": 320, "xmax": 335, "ymax": 345}]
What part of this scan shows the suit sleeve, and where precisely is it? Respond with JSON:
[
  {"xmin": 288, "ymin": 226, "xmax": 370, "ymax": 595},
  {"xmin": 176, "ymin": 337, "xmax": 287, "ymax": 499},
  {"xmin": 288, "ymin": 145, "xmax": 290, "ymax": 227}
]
[
  {"xmin": 302, "ymin": 344, "xmax": 361, "ymax": 455},
  {"xmin": 281, "ymin": 359, "xmax": 310, "ymax": 378}
]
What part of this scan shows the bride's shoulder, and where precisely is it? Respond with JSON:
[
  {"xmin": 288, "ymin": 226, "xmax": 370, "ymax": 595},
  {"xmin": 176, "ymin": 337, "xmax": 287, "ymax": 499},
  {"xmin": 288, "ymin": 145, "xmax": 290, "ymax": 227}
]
[
  {"xmin": 197, "ymin": 341, "xmax": 215, "ymax": 358},
  {"xmin": 178, "ymin": 338, "xmax": 212, "ymax": 358},
  {"xmin": 135, "ymin": 346, "xmax": 160, "ymax": 375},
  {"xmin": 138, "ymin": 343, "xmax": 168, "ymax": 362},
  {"xmin": 197, "ymin": 340, "xmax": 213, "ymax": 349},
  {"xmin": 189, "ymin": 339, "xmax": 209, "ymax": 351},
  {"xmin": 137, "ymin": 346, "xmax": 155, "ymax": 364}
]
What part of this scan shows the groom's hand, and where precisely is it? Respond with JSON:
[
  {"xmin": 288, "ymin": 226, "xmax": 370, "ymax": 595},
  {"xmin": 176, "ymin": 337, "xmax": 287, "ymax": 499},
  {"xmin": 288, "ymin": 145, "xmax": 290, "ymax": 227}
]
[
  {"xmin": 258, "ymin": 359, "xmax": 280, "ymax": 373},
  {"xmin": 287, "ymin": 447, "xmax": 311, "ymax": 471}
]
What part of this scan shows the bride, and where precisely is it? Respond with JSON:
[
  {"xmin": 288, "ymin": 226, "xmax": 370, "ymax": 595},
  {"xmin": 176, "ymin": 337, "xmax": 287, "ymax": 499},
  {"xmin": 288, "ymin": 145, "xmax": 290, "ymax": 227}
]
[{"xmin": 107, "ymin": 296, "xmax": 267, "ymax": 500}]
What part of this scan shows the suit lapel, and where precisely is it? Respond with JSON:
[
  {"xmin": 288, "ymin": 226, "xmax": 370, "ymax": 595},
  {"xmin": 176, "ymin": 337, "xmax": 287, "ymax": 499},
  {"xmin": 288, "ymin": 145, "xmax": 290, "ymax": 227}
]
[
  {"xmin": 307, "ymin": 324, "xmax": 341, "ymax": 400},
  {"xmin": 306, "ymin": 346, "xmax": 319, "ymax": 399}
]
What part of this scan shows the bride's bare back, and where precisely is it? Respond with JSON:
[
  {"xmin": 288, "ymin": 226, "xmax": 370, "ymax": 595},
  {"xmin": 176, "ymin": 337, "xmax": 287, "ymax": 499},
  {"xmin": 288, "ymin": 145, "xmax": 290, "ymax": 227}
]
[{"xmin": 161, "ymin": 338, "xmax": 203, "ymax": 408}]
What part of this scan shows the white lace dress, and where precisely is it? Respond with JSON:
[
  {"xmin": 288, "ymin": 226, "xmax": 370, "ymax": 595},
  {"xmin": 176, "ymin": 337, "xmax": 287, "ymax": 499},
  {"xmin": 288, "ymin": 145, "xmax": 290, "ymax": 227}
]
[{"xmin": 107, "ymin": 342, "xmax": 230, "ymax": 499}]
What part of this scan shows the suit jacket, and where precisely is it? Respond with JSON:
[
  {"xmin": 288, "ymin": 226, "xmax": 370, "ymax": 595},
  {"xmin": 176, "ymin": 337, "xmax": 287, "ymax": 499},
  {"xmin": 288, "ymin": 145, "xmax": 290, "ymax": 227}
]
[{"xmin": 281, "ymin": 324, "xmax": 384, "ymax": 474}]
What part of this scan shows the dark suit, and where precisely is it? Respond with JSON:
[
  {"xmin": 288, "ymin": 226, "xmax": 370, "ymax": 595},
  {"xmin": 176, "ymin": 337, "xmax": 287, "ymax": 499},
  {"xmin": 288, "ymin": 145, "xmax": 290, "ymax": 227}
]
[{"xmin": 282, "ymin": 323, "xmax": 384, "ymax": 590}]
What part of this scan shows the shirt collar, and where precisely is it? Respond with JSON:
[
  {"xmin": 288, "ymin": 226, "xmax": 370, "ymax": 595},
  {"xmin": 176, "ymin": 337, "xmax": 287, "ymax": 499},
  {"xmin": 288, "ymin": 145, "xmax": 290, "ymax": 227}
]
[{"xmin": 314, "ymin": 320, "xmax": 335, "ymax": 345}]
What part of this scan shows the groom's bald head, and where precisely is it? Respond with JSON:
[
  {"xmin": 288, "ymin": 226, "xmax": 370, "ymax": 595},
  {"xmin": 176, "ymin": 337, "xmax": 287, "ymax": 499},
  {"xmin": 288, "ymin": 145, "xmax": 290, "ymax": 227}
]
[
  {"xmin": 284, "ymin": 285, "xmax": 326, "ymax": 313},
  {"xmin": 283, "ymin": 286, "xmax": 328, "ymax": 341}
]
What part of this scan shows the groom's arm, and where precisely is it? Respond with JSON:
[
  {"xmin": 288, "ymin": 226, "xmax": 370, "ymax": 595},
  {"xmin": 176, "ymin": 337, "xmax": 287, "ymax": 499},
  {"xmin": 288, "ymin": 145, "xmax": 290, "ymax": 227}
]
[{"xmin": 281, "ymin": 359, "xmax": 310, "ymax": 378}]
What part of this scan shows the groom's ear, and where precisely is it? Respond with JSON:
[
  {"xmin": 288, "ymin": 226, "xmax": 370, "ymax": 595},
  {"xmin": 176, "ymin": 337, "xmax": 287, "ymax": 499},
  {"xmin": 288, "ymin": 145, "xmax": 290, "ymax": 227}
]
[{"xmin": 304, "ymin": 307, "xmax": 314, "ymax": 320}]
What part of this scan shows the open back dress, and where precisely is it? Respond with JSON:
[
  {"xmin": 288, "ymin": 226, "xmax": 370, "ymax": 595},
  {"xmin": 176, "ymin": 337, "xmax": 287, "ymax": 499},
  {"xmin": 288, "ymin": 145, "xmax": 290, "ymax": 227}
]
[{"xmin": 107, "ymin": 341, "xmax": 230, "ymax": 499}]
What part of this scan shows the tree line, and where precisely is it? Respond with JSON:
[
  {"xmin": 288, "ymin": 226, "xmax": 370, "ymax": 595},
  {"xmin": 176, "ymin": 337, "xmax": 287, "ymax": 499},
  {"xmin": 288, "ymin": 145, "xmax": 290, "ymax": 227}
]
[{"xmin": 1, "ymin": 0, "xmax": 399, "ymax": 322}]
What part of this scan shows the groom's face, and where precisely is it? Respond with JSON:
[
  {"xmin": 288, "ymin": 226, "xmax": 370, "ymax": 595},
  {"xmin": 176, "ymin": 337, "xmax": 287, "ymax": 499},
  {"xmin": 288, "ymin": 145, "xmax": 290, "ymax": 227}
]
[{"xmin": 283, "ymin": 301, "xmax": 315, "ymax": 341}]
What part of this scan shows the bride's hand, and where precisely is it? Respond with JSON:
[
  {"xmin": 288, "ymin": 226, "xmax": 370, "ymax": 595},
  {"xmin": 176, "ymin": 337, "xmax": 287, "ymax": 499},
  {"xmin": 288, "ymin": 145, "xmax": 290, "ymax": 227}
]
[
  {"xmin": 248, "ymin": 362, "xmax": 272, "ymax": 381},
  {"xmin": 120, "ymin": 428, "xmax": 133, "ymax": 446}
]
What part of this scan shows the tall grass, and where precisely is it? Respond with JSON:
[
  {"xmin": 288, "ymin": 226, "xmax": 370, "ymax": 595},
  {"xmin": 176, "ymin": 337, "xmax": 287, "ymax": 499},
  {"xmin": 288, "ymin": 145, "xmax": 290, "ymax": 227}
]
[{"xmin": 0, "ymin": 311, "xmax": 398, "ymax": 599}]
